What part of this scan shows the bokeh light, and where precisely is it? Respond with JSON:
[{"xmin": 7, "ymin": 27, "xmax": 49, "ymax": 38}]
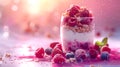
[
  {"xmin": 11, "ymin": 5, "xmax": 18, "ymax": 11},
  {"xmin": 3, "ymin": 26, "xmax": 9, "ymax": 38}
]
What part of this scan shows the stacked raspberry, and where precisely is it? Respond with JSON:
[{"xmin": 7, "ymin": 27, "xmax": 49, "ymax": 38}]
[{"xmin": 61, "ymin": 5, "xmax": 93, "ymax": 33}]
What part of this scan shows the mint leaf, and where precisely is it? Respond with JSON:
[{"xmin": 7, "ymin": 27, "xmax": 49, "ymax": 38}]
[
  {"xmin": 95, "ymin": 41, "xmax": 104, "ymax": 47},
  {"xmin": 102, "ymin": 37, "xmax": 108, "ymax": 45}
]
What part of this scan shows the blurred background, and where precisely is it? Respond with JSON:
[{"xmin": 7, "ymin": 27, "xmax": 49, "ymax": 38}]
[
  {"xmin": 0, "ymin": 0, "xmax": 120, "ymax": 39},
  {"xmin": 0, "ymin": 0, "xmax": 120, "ymax": 67},
  {"xmin": 0, "ymin": 1, "xmax": 120, "ymax": 65}
]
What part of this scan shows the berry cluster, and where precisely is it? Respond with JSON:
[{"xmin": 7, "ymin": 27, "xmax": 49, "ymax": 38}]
[
  {"xmin": 61, "ymin": 5, "xmax": 93, "ymax": 33},
  {"xmin": 35, "ymin": 37, "xmax": 111, "ymax": 63},
  {"xmin": 64, "ymin": 41, "xmax": 91, "ymax": 52},
  {"xmin": 35, "ymin": 42, "xmax": 66, "ymax": 64},
  {"xmin": 95, "ymin": 37, "xmax": 111, "ymax": 61}
]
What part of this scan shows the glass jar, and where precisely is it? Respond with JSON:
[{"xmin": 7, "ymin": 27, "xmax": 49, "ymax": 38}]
[{"xmin": 60, "ymin": 5, "xmax": 94, "ymax": 52}]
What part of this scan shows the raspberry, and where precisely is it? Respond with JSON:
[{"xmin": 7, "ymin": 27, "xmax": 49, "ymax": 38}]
[
  {"xmin": 35, "ymin": 47, "xmax": 44, "ymax": 58},
  {"xmin": 69, "ymin": 43, "xmax": 79, "ymax": 52},
  {"xmin": 54, "ymin": 44, "xmax": 63, "ymax": 51},
  {"xmin": 68, "ymin": 18, "xmax": 77, "ymax": 27},
  {"xmin": 76, "ymin": 54, "xmax": 86, "ymax": 62},
  {"xmin": 89, "ymin": 13, "xmax": 93, "ymax": 17},
  {"xmin": 65, "ymin": 52, "xmax": 75, "ymax": 59},
  {"xmin": 75, "ymin": 49, "xmax": 86, "ymax": 62},
  {"xmin": 81, "ymin": 42, "xmax": 89, "ymax": 50},
  {"xmin": 100, "ymin": 51, "xmax": 109, "ymax": 61},
  {"xmin": 93, "ymin": 45, "xmax": 100, "ymax": 53},
  {"xmin": 52, "ymin": 54, "xmax": 65, "ymax": 64},
  {"xmin": 45, "ymin": 48, "xmax": 52, "ymax": 55},
  {"xmin": 50, "ymin": 42, "xmax": 59, "ymax": 49},
  {"xmin": 101, "ymin": 46, "xmax": 111, "ymax": 53},
  {"xmin": 76, "ymin": 58, "xmax": 83, "ymax": 62},
  {"xmin": 80, "ymin": 18, "xmax": 92, "ymax": 25},
  {"xmin": 51, "ymin": 48, "xmax": 63, "ymax": 57},
  {"xmin": 69, "ymin": 5, "xmax": 80, "ymax": 17},
  {"xmin": 88, "ymin": 49, "xmax": 98, "ymax": 59},
  {"xmin": 62, "ymin": 16, "xmax": 70, "ymax": 25},
  {"xmin": 80, "ymin": 8, "xmax": 89, "ymax": 17},
  {"xmin": 75, "ymin": 49, "xmax": 86, "ymax": 58}
]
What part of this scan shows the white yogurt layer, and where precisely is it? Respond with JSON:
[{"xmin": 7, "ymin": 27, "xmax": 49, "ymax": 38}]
[
  {"xmin": 60, "ymin": 26, "xmax": 94, "ymax": 52},
  {"xmin": 60, "ymin": 27, "xmax": 94, "ymax": 43}
]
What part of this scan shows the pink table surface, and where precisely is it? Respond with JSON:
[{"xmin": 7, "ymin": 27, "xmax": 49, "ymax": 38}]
[{"xmin": 0, "ymin": 32, "xmax": 120, "ymax": 67}]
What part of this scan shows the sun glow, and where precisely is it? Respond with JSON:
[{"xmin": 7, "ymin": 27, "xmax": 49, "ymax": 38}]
[
  {"xmin": 26, "ymin": 0, "xmax": 41, "ymax": 15},
  {"xmin": 24, "ymin": 0, "xmax": 58, "ymax": 15}
]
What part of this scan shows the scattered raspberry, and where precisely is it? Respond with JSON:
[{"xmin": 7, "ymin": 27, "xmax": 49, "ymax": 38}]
[
  {"xmin": 101, "ymin": 46, "xmax": 111, "ymax": 53},
  {"xmin": 50, "ymin": 42, "xmax": 59, "ymax": 49},
  {"xmin": 54, "ymin": 44, "xmax": 63, "ymax": 51},
  {"xmin": 94, "ymin": 44, "xmax": 100, "ymax": 53},
  {"xmin": 75, "ymin": 49, "xmax": 86, "ymax": 58},
  {"xmin": 69, "ymin": 46, "xmax": 78, "ymax": 52},
  {"xmin": 76, "ymin": 54, "xmax": 86, "ymax": 62},
  {"xmin": 69, "ymin": 42, "xmax": 79, "ymax": 52},
  {"xmin": 52, "ymin": 54, "xmax": 65, "ymax": 64},
  {"xmin": 51, "ymin": 48, "xmax": 63, "ymax": 57},
  {"xmin": 81, "ymin": 42, "xmax": 90, "ymax": 50},
  {"xmin": 88, "ymin": 49, "xmax": 98, "ymax": 59},
  {"xmin": 35, "ymin": 47, "xmax": 44, "ymax": 58},
  {"xmin": 76, "ymin": 58, "xmax": 83, "ymax": 62},
  {"xmin": 75, "ymin": 49, "xmax": 86, "ymax": 62}
]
